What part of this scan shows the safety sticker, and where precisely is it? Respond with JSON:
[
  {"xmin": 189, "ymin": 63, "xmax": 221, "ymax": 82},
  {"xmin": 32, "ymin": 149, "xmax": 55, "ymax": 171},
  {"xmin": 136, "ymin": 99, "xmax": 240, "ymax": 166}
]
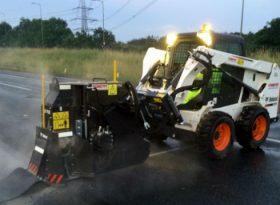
[
  {"xmin": 52, "ymin": 111, "xmax": 70, "ymax": 130},
  {"xmin": 153, "ymin": 97, "xmax": 162, "ymax": 103},
  {"xmin": 48, "ymin": 173, "xmax": 64, "ymax": 184},
  {"xmin": 236, "ymin": 58, "xmax": 245, "ymax": 65},
  {"xmin": 229, "ymin": 56, "xmax": 245, "ymax": 65},
  {"xmin": 95, "ymin": 84, "xmax": 108, "ymax": 90},
  {"xmin": 28, "ymin": 162, "xmax": 39, "ymax": 175},
  {"xmin": 156, "ymin": 93, "xmax": 166, "ymax": 98},
  {"xmin": 34, "ymin": 146, "xmax": 45, "ymax": 154},
  {"xmin": 268, "ymin": 83, "xmax": 279, "ymax": 89},
  {"xmin": 108, "ymin": 84, "xmax": 118, "ymax": 96}
]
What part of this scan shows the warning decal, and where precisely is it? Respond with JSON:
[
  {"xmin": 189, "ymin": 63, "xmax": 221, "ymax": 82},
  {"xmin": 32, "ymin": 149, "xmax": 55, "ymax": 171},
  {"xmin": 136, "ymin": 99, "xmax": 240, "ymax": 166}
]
[
  {"xmin": 108, "ymin": 84, "xmax": 118, "ymax": 96},
  {"xmin": 52, "ymin": 111, "xmax": 70, "ymax": 130}
]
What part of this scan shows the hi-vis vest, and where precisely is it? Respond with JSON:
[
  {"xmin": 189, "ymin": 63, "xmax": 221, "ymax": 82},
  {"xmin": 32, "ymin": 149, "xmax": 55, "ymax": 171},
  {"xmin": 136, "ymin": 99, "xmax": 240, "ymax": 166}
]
[{"xmin": 182, "ymin": 73, "xmax": 203, "ymax": 104}]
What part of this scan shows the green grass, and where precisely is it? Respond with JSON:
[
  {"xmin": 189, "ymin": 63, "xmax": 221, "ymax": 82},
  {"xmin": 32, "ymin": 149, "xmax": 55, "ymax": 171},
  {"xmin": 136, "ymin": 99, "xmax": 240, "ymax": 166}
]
[
  {"xmin": 0, "ymin": 48, "xmax": 279, "ymax": 84},
  {"xmin": 0, "ymin": 48, "xmax": 144, "ymax": 83},
  {"xmin": 250, "ymin": 50, "xmax": 280, "ymax": 65}
]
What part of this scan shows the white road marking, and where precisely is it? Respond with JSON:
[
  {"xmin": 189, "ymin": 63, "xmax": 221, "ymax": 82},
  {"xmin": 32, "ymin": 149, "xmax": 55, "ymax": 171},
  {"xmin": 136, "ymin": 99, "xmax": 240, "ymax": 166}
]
[
  {"xmin": 0, "ymin": 73, "xmax": 27, "ymax": 79},
  {"xmin": 149, "ymin": 147, "xmax": 186, "ymax": 157},
  {"xmin": 149, "ymin": 138, "xmax": 280, "ymax": 158},
  {"xmin": 267, "ymin": 138, "xmax": 280, "ymax": 144},
  {"xmin": 0, "ymin": 73, "xmax": 51, "ymax": 82},
  {"xmin": 0, "ymin": 82, "xmax": 31, "ymax": 91}
]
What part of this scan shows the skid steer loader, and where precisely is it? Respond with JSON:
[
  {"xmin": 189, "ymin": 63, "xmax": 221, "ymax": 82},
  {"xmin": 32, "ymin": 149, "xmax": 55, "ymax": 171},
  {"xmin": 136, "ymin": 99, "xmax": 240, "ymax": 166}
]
[
  {"xmin": 137, "ymin": 25, "xmax": 280, "ymax": 159},
  {"xmin": 26, "ymin": 26, "xmax": 248, "ymax": 185},
  {"xmin": 24, "ymin": 29, "xmax": 250, "ymax": 187},
  {"xmin": 1, "ymin": 24, "xmax": 279, "ymax": 203}
]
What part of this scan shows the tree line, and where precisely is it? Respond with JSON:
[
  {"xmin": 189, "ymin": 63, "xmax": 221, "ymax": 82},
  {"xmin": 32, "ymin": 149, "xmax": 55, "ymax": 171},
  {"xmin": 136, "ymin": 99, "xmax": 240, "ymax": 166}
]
[
  {"xmin": 0, "ymin": 17, "xmax": 279, "ymax": 51},
  {"xmin": 0, "ymin": 18, "xmax": 115, "ymax": 49},
  {"xmin": 243, "ymin": 18, "xmax": 280, "ymax": 51}
]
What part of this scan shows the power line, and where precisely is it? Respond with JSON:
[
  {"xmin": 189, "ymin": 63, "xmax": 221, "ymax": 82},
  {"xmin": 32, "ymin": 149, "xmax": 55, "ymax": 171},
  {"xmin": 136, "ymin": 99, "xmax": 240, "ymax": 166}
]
[
  {"xmin": 4, "ymin": 9, "xmax": 76, "ymax": 22},
  {"xmin": 42, "ymin": 10, "xmax": 78, "ymax": 19},
  {"xmin": 110, "ymin": 0, "xmax": 159, "ymax": 30},
  {"xmin": 89, "ymin": 0, "xmax": 108, "ymax": 12},
  {"xmin": 105, "ymin": 0, "xmax": 133, "ymax": 21},
  {"xmin": 54, "ymin": 12, "xmax": 81, "ymax": 18},
  {"xmin": 4, "ymin": 1, "xmax": 105, "ymax": 32},
  {"xmin": 45, "ymin": 8, "xmax": 75, "ymax": 15}
]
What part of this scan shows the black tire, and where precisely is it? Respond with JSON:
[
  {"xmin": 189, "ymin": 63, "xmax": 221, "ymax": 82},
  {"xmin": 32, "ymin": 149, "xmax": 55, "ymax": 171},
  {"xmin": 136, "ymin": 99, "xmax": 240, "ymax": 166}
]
[
  {"xmin": 197, "ymin": 112, "xmax": 235, "ymax": 159},
  {"xmin": 236, "ymin": 106, "xmax": 270, "ymax": 149}
]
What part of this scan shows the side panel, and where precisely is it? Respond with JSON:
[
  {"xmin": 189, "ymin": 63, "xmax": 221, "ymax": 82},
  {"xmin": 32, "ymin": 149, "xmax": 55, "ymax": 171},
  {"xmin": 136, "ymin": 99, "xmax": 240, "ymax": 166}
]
[
  {"xmin": 176, "ymin": 102, "xmax": 258, "ymax": 133},
  {"xmin": 259, "ymin": 64, "xmax": 280, "ymax": 118},
  {"xmin": 141, "ymin": 48, "xmax": 166, "ymax": 80}
]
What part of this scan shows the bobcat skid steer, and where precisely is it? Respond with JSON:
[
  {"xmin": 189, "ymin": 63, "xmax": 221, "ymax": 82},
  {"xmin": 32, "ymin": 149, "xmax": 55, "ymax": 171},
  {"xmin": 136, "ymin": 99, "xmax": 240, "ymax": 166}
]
[{"xmin": 137, "ymin": 28, "xmax": 280, "ymax": 159}]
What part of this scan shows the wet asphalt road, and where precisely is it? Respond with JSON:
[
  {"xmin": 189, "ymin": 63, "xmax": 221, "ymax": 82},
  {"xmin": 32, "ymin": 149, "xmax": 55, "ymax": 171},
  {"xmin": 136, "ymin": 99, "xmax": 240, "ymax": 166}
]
[{"xmin": 0, "ymin": 70, "xmax": 280, "ymax": 205}]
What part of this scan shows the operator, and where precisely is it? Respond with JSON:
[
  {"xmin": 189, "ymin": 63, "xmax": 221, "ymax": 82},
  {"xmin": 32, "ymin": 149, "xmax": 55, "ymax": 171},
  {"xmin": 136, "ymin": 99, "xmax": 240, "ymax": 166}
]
[{"xmin": 182, "ymin": 72, "xmax": 204, "ymax": 105}]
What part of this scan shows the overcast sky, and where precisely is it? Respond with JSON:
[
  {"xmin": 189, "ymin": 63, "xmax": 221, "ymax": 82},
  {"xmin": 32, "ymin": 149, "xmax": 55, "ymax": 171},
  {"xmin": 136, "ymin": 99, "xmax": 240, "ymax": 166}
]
[{"xmin": 1, "ymin": 0, "xmax": 280, "ymax": 42}]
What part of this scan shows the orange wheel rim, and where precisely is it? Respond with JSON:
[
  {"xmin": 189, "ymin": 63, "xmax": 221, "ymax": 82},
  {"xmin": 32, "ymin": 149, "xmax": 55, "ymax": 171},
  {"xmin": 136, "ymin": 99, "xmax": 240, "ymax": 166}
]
[
  {"xmin": 252, "ymin": 115, "xmax": 267, "ymax": 141},
  {"xmin": 213, "ymin": 123, "xmax": 231, "ymax": 151}
]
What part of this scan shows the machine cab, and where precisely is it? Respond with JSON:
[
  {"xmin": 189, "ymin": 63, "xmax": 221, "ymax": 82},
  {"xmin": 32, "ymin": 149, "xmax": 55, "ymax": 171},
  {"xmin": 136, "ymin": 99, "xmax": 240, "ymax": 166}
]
[
  {"xmin": 139, "ymin": 27, "xmax": 245, "ymax": 91},
  {"xmin": 170, "ymin": 32, "xmax": 245, "ymax": 75}
]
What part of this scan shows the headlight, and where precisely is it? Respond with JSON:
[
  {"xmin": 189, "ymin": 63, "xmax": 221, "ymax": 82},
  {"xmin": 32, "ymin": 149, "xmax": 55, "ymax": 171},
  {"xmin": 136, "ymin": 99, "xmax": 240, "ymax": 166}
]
[
  {"xmin": 166, "ymin": 32, "xmax": 178, "ymax": 47},
  {"xmin": 197, "ymin": 23, "xmax": 213, "ymax": 46}
]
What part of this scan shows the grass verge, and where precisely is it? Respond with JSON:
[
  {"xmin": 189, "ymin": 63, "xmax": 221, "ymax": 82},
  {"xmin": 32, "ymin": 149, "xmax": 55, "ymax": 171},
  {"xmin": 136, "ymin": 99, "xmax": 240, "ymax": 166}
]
[
  {"xmin": 250, "ymin": 50, "xmax": 280, "ymax": 65},
  {"xmin": 0, "ymin": 48, "xmax": 279, "ymax": 84},
  {"xmin": 0, "ymin": 48, "xmax": 144, "ymax": 83}
]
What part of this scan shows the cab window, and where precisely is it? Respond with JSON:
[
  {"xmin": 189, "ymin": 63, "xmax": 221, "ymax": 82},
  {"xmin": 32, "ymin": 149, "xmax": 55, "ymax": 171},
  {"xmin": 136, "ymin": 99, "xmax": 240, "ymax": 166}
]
[
  {"xmin": 173, "ymin": 41, "xmax": 199, "ymax": 65},
  {"xmin": 214, "ymin": 42, "xmax": 243, "ymax": 56}
]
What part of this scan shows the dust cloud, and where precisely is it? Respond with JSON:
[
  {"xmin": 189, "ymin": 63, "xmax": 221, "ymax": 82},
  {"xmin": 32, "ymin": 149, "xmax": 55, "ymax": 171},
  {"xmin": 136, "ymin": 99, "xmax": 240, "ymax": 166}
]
[
  {"xmin": 0, "ymin": 137, "xmax": 26, "ymax": 179},
  {"xmin": 0, "ymin": 65, "xmax": 76, "ymax": 182},
  {"xmin": 0, "ymin": 112, "xmax": 37, "ymax": 180},
  {"xmin": 0, "ymin": 71, "xmax": 42, "ymax": 180}
]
